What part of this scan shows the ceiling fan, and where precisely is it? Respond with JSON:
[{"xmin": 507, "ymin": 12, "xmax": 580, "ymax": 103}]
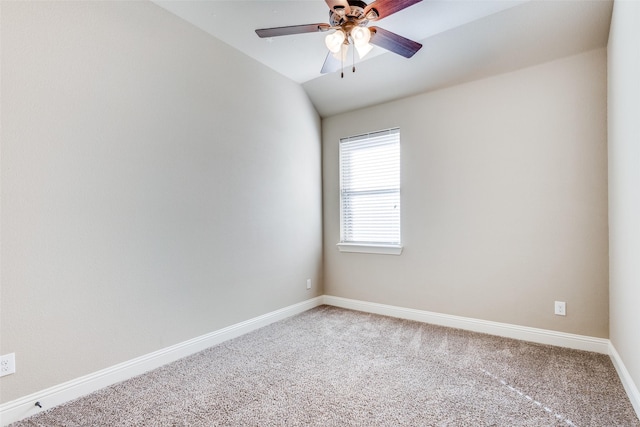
[{"xmin": 255, "ymin": 0, "xmax": 423, "ymax": 77}]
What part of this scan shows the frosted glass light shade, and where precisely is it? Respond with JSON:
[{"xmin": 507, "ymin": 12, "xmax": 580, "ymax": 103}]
[
  {"xmin": 325, "ymin": 30, "xmax": 346, "ymax": 53},
  {"xmin": 351, "ymin": 26, "xmax": 371, "ymax": 46}
]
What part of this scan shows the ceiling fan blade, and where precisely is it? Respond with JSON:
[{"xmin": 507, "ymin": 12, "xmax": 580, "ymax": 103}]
[
  {"xmin": 256, "ymin": 23, "xmax": 330, "ymax": 38},
  {"xmin": 325, "ymin": 0, "xmax": 351, "ymax": 16},
  {"xmin": 321, "ymin": 51, "xmax": 342, "ymax": 74},
  {"xmin": 369, "ymin": 26, "xmax": 422, "ymax": 58},
  {"xmin": 364, "ymin": 0, "xmax": 422, "ymax": 20}
]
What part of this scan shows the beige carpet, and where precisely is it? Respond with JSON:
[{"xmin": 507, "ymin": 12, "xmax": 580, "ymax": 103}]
[{"xmin": 11, "ymin": 305, "xmax": 640, "ymax": 426}]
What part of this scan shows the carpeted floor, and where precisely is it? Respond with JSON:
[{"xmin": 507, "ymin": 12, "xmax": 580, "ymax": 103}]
[{"xmin": 11, "ymin": 305, "xmax": 640, "ymax": 426}]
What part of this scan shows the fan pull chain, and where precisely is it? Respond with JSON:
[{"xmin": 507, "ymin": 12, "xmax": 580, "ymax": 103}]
[
  {"xmin": 352, "ymin": 42, "xmax": 356, "ymax": 73},
  {"xmin": 341, "ymin": 44, "xmax": 344, "ymax": 78}
]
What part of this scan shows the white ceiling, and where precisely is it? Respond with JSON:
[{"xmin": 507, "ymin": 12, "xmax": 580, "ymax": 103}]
[{"xmin": 153, "ymin": 0, "xmax": 613, "ymax": 117}]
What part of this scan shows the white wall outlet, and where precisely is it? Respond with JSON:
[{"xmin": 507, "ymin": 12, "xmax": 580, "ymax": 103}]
[
  {"xmin": 554, "ymin": 301, "xmax": 566, "ymax": 316},
  {"xmin": 306, "ymin": 279, "xmax": 311, "ymax": 290},
  {"xmin": 1, "ymin": 353, "xmax": 16, "ymax": 377}
]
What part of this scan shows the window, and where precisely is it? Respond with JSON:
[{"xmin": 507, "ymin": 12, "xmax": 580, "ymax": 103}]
[{"xmin": 338, "ymin": 128, "xmax": 402, "ymax": 255}]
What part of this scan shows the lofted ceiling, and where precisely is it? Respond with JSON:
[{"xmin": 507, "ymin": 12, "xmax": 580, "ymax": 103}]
[{"xmin": 152, "ymin": 0, "xmax": 613, "ymax": 118}]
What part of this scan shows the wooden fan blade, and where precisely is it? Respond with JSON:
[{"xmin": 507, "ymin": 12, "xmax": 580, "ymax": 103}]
[
  {"xmin": 256, "ymin": 23, "xmax": 330, "ymax": 38},
  {"xmin": 325, "ymin": 0, "xmax": 351, "ymax": 16},
  {"xmin": 369, "ymin": 26, "xmax": 422, "ymax": 58},
  {"xmin": 320, "ymin": 51, "xmax": 342, "ymax": 74},
  {"xmin": 364, "ymin": 0, "xmax": 422, "ymax": 20}
]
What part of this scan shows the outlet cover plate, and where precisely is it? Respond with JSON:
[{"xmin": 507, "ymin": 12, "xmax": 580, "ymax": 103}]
[
  {"xmin": 554, "ymin": 301, "xmax": 566, "ymax": 316},
  {"xmin": 1, "ymin": 353, "xmax": 16, "ymax": 377}
]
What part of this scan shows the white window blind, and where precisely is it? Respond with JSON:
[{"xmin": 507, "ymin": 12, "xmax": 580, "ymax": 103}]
[{"xmin": 339, "ymin": 128, "xmax": 400, "ymax": 247}]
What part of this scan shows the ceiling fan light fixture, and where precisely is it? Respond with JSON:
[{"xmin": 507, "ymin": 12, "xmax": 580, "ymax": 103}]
[
  {"xmin": 350, "ymin": 25, "xmax": 371, "ymax": 46},
  {"xmin": 325, "ymin": 30, "xmax": 346, "ymax": 53},
  {"xmin": 350, "ymin": 25, "xmax": 372, "ymax": 58}
]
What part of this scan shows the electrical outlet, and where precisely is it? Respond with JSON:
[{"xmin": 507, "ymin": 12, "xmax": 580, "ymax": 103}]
[
  {"xmin": 1, "ymin": 353, "xmax": 16, "ymax": 377},
  {"xmin": 554, "ymin": 301, "xmax": 566, "ymax": 316},
  {"xmin": 306, "ymin": 279, "xmax": 311, "ymax": 290}
]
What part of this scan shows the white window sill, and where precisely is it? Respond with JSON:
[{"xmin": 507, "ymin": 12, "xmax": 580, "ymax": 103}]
[{"xmin": 336, "ymin": 243, "xmax": 403, "ymax": 255}]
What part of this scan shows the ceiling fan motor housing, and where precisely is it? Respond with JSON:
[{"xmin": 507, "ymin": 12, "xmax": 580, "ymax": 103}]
[{"xmin": 329, "ymin": 0, "xmax": 372, "ymax": 27}]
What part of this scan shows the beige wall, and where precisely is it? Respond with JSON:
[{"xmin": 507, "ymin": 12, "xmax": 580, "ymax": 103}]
[
  {"xmin": 0, "ymin": 1, "xmax": 322, "ymax": 403},
  {"xmin": 323, "ymin": 48, "xmax": 609, "ymax": 337},
  {"xmin": 0, "ymin": 0, "xmax": 623, "ymax": 410},
  {"xmin": 608, "ymin": 0, "xmax": 640, "ymax": 400}
]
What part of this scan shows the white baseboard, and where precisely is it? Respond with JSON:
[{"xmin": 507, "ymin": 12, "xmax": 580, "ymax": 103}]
[
  {"xmin": 321, "ymin": 296, "xmax": 640, "ymax": 419},
  {"xmin": 609, "ymin": 343, "xmax": 640, "ymax": 419},
  {"xmin": 322, "ymin": 295, "xmax": 610, "ymax": 354},
  {"xmin": 4, "ymin": 295, "xmax": 638, "ymax": 426},
  {"xmin": 0, "ymin": 297, "xmax": 324, "ymax": 426}
]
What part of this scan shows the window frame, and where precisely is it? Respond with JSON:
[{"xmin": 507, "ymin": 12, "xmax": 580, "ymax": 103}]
[{"xmin": 337, "ymin": 128, "xmax": 403, "ymax": 256}]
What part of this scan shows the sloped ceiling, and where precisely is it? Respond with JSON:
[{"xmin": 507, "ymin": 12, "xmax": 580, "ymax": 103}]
[{"xmin": 153, "ymin": 0, "xmax": 612, "ymax": 117}]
